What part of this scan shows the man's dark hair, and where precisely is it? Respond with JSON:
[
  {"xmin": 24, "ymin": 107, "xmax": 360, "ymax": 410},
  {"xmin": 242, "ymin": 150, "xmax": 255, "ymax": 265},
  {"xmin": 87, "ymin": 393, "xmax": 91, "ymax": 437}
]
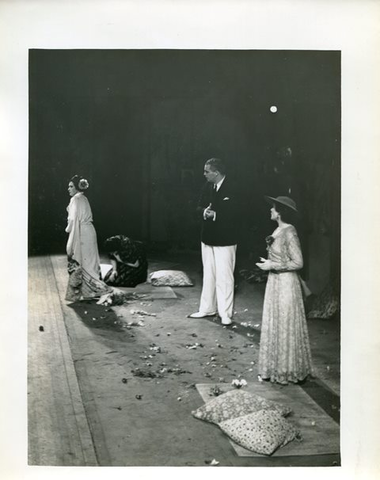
[{"xmin": 205, "ymin": 158, "xmax": 226, "ymax": 175}]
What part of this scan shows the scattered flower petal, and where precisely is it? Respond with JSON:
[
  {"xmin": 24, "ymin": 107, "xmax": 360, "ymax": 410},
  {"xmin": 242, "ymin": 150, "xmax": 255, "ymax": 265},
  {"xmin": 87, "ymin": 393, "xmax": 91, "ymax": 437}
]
[{"xmin": 231, "ymin": 378, "xmax": 247, "ymax": 388}]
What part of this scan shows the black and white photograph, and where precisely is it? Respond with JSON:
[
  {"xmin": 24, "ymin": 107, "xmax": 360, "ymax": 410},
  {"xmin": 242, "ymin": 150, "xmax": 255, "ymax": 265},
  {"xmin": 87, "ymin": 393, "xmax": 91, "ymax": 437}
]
[
  {"xmin": 1, "ymin": 1, "xmax": 379, "ymax": 479},
  {"xmin": 27, "ymin": 48, "xmax": 341, "ymax": 467}
]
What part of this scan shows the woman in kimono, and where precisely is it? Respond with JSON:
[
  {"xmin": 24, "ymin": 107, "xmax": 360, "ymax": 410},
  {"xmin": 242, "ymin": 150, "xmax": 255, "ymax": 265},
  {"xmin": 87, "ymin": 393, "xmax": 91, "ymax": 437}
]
[
  {"xmin": 65, "ymin": 175, "xmax": 111, "ymax": 302},
  {"xmin": 256, "ymin": 196, "xmax": 314, "ymax": 384}
]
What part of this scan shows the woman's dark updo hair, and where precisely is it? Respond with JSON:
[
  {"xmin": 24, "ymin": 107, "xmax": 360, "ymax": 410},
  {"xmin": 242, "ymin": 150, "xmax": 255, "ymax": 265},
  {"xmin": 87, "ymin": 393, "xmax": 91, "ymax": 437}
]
[
  {"xmin": 273, "ymin": 202, "xmax": 298, "ymax": 225},
  {"xmin": 104, "ymin": 235, "xmax": 129, "ymax": 253},
  {"xmin": 70, "ymin": 175, "xmax": 89, "ymax": 191}
]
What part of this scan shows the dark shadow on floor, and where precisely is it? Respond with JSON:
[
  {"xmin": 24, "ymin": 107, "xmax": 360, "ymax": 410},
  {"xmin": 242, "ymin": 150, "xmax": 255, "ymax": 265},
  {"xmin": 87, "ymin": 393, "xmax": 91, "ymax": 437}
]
[{"xmin": 67, "ymin": 301, "xmax": 125, "ymax": 332}]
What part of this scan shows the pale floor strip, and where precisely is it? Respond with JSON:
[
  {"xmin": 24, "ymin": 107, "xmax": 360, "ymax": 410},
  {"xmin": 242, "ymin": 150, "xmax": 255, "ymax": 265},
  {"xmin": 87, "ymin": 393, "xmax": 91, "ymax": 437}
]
[{"xmin": 28, "ymin": 256, "xmax": 97, "ymax": 466}]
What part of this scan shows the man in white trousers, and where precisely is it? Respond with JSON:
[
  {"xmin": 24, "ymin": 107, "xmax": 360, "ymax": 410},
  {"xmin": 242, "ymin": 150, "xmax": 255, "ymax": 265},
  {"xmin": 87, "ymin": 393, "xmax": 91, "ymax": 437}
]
[{"xmin": 189, "ymin": 158, "xmax": 239, "ymax": 325}]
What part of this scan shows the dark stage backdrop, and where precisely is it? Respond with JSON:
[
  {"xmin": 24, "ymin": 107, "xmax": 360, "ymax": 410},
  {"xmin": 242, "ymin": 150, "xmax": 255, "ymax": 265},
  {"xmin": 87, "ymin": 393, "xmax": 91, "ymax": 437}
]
[{"xmin": 29, "ymin": 50, "xmax": 340, "ymax": 291}]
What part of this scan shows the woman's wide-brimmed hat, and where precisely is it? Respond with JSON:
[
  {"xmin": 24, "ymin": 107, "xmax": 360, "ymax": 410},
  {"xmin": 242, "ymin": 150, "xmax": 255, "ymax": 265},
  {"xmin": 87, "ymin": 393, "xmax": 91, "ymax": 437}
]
[{"xmin": 264, "ymin": 195, "xmax": 298, "ymax": 212}]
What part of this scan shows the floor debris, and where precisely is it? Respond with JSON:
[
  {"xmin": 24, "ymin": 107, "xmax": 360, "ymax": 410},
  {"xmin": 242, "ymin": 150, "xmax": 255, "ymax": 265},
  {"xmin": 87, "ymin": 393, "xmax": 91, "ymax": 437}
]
[
  {"xmin": 132, "ymin": 368, "xmax": 158, "ymax": 378},
  {"xmin": 126, "ymin": 320, "xmax": 145, "ymax": 327},
  {"xmin": 209, "ymin": 385, "xmax": 224, "ymax": 396},
  {"xmin": 231, "ymin": 378, "xmax": 247, "ymax": 388},
  {"xmin": 130, "ymin": 309, "xmax": 157, "ymax": 317},
  {"xmin": 185, "ymin": 343, "xmax": 204, "ymax": 349}
]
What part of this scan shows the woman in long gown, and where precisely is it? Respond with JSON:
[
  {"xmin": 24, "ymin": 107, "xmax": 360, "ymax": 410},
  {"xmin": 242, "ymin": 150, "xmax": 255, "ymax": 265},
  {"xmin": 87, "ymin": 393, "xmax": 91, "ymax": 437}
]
[
  {"xmin": 65, "ymin": 175, "xmax": 111, "ymax": 302},
  {"xmin": 256, "ymin": 196, "xmax": 314, "ymax": 384}
]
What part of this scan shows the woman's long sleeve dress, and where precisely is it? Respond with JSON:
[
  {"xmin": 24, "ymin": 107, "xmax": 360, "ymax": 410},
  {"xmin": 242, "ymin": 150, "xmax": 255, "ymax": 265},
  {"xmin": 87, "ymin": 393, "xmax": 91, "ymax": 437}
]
[
  {"xmin": 258, "ymin": 225, "xmax": 314, "ymax": 384},
  {"xmin": 65, "ymin": 192, "xmax": 110, "ymax": 301}
]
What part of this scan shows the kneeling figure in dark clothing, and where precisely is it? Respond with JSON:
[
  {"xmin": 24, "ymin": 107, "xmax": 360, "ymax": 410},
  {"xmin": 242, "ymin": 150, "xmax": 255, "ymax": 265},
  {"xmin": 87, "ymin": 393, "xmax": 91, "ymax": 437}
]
[{"xmin": 104, "ymin": 235, "xmax": 148, "ymax": 287}]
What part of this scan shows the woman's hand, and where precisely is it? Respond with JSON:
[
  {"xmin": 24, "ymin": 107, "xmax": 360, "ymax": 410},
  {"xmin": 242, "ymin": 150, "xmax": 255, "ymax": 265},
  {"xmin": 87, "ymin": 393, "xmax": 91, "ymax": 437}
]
[
  {"xmin": 256, "ymin": 258, "xmax": 272, "ymax": 271},
  {"xmin": 125, "ymin": 260, "xmax": 140, "ymax": 268}
]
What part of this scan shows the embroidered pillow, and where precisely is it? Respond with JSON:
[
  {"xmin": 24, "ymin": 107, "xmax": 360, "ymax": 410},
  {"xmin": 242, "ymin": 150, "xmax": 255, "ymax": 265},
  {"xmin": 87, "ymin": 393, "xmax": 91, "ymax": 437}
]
[
  {"xmin": 191, "ymin": 389, "xmax": 292, "ymax": 424},
  {"xmin": 219, "ymin": 409, "xmax": 301, "ymax": 455},
  {"xmin": 150, "ymin": 270, "xmax": 194, "ymax": 287}
]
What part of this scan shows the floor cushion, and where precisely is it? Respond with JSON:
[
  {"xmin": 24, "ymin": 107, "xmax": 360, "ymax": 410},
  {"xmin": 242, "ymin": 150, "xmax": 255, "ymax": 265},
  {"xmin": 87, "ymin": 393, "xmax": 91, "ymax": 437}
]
[
  {"xmin": 219, "ymin": 409, "xmax": 301, "ymax": 455},
  {"xmin": 191, "ymin": 389, "xmax": 292, "ymax": 425},
  {"xmin": 150, "ymin": 270, "xmax": 193, "ymax": 287}
]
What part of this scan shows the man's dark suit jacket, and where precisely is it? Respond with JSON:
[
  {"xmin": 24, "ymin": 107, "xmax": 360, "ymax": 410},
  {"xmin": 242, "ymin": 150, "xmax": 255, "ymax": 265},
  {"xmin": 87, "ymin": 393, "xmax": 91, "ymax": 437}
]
[{"xmin": 197, "ymin": 177, "xmax": 240, "ymax": 246}]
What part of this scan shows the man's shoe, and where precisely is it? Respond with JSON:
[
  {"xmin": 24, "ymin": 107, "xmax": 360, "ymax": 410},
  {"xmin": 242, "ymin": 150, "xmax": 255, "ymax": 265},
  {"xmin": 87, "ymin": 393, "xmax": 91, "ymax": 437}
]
[
  {"xmin": 188, "ymin": 311, "xmax": 217, "ymax": 319},
  {"xmin": 221, "ymin": 317, "xmax": 232, "ymax": 325}
]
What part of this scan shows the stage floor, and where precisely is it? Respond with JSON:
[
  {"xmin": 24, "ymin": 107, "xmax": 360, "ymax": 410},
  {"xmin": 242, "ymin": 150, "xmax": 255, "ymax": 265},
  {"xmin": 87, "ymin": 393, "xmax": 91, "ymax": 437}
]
[{"xmin": 28, "ymin": 253, "xmax": 340, "ymax": 466}]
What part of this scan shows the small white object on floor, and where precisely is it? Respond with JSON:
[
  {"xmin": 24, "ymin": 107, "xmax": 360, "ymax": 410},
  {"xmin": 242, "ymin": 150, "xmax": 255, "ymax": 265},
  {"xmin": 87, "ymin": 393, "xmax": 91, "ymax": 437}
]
[{"xmin": 96, "ymin": 293, "xmax": 112, "ymax": 305}]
